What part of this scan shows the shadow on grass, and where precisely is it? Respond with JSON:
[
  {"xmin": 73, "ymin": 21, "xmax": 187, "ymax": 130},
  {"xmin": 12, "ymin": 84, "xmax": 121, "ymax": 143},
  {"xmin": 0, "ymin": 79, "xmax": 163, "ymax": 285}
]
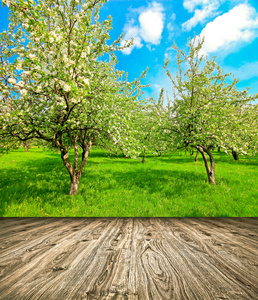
[
  {"xmin": 218, "ymin": 157, "xmax": 258, "ymax": 167},
  {"xmin": 44, "ymin": 151, "xmax": 143, "ymax": 166},
  {"xmin": 0, "ymin": 155, "xmax": 69, "ymax": 214},
  {"xmin": 158, "ymin": 156, "xmax": 199, "ymax": 164},
  {"xmin": 159, "ymin": 152, "xmax": 258, "ymax": 167},
  {"xmin": 80, "ymin": 168, "xmax": 209, "ymax": 199},
  {"xmin": 0, "ymin": 152, "xmax": 208, "ymax": 215},
  {"xmin": 1, "ymin": 149, "xmax": 257, "ymax": 216}
]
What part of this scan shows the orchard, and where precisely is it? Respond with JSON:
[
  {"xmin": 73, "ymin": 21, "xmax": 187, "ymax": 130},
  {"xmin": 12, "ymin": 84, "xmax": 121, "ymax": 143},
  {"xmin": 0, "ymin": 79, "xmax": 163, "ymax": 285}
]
[{"xmin": 0, "ymin": 0, "xmax": 257, "ymax": 199}]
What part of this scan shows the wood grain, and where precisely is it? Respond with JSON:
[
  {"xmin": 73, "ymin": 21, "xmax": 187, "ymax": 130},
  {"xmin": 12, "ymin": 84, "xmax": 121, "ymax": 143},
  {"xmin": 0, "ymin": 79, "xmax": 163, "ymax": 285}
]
[{"xmin": 0, "ymin": 218, "xmax": 257, "ymax": 299}]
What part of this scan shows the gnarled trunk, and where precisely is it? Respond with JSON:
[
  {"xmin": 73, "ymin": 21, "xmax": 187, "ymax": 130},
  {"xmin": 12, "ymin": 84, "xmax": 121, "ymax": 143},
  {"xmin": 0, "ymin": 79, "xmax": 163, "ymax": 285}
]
[
  {"xmin": 60, "ymin": 140, "xmax": 92, "ymax": 195},
  {"xmin": 23, "ymin": 141, "xmax": 30, "ymax": 152},
  {"xmin": 196, "ymin": 146, "xmax": 216, "ymax": 184},
  {"xmin": 194, "ymin": 150, "xmax": 199, "ymax": 162},
  {"xmin": 232, "ymin": 150, "xmax": 239, "ymax": 161},
  {"xmin": 69, "ymin": 176, "xmax": 80, "ymax": 195}
]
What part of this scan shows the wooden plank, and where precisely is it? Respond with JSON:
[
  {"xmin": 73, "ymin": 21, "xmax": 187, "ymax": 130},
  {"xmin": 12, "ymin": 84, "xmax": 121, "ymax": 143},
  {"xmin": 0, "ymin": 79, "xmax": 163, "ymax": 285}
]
[{"xmin": 0, "ymin": 218, "xmax": 257, "ymax": 299}]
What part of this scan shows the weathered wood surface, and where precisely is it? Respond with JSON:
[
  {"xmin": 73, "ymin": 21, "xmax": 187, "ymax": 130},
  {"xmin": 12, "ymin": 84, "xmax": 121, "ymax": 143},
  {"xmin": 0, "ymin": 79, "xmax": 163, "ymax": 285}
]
[{"xmin": 0, "ymin": 218, "xmax": 257, "ymax": 299}]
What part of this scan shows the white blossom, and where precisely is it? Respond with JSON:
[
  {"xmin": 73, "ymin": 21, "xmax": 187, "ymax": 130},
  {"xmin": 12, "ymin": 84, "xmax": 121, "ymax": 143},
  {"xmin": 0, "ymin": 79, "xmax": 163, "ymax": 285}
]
[
  {"xmin": 8, "ymin": 78, "xmax": 16, "ymax": 84},
  {"xmin": 83, "ymin": 78, "xmax": 90, "ymax": 86},
  {"xmin": 17, "ymin": 81, "xmax": 24, "ymax": 87},
  {"xmin": 20, "ymin": 89, "xmax": 27, "ymax": 96},
  {"xmin": 42, "ymin": 66, "xmax": 50, "ymax": 75},
  {"xmin": 23, "ymin": 70, "xmax": 30, "ymax": 76},
  {"xmin": 36, "ymin": 86, "xmax": 42, "ymax": 93},
  {"xmin": 63, "ymin": 84, "xmax": 71, "ymax": 92},
  {"xmin": 17, "ymin": 63, "xmax": 22, "ymax": 70},
  {"xmin": 81, "ymin": 52, "xmax": 87, "ymax": 58},
  {"xmin": 28, "ymin": 53, "xmax": 36, "ymax": 60},
  {"xmin": 82, "ymin": 3, "xmax": 88, "ymax": 10}
]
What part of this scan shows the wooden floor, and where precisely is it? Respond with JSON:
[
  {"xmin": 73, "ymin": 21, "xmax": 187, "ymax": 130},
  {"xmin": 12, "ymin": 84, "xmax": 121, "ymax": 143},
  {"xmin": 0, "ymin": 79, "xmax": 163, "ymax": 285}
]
[{"xmin": 0, "ymin": 218, "xmax": 257, "ymax": 300}]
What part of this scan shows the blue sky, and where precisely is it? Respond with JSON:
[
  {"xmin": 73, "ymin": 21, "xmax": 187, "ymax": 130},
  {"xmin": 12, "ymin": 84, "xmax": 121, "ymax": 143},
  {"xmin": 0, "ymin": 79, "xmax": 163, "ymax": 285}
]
[
  {"xmin": 1, "ymin": 0, "xmax": 258, "ymax": 101},
  {"xmin": 99, "ymin": 0, "xmax": 258, "ymax": 100}
]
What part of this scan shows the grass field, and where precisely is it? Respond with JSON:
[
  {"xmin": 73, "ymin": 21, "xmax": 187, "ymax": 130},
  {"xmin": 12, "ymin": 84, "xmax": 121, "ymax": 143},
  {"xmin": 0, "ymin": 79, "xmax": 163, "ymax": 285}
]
[{"xmin": 0, "ymin": 147, "xmax": 257, "ymax": 217}]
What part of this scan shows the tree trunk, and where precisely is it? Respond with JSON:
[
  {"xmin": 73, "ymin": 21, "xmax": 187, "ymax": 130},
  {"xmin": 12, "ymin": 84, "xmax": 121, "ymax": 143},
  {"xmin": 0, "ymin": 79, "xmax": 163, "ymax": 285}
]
[
  {"xmin": 156, "ymin": 149, "xmax": 162, "ymax": 157},
  {"xmin": 60, "ymin": 140, "xmax": 92, "ymax": 195},
  {"xmin": 194, "ymin": 150, "xmax": 199, "ymax": 162},
  {"xmin": 24, "ymin": 141, "xmax": 29, "ymax": 152},
  {"xmin": 218, "ymin": 147, "xmax": 220, "ymax": 152},
  {"xmin": 232, "ymin": 150, "xmax": 239, "ymax": 161},
  {"xmin": 69, "ymin": 176, "xmax": 80, "ymax": 195},
  {"xmin": 197, "ymin": 146, "xmax": 216, "ymax": 184},
  {"xmin": 142, "ymin": 147, "xmax": 146, "ymax": 163}
]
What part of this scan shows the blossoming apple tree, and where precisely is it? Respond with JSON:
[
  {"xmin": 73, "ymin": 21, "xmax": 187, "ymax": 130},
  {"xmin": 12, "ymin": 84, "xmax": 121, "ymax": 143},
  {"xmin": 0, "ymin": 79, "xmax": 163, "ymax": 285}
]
[
  {"xmin": 163, "ymin": 37, "xmax": 257, "ymax": 184},
  {"xmin": 0, "ymin": 0, "xmax": 146, "ymax": 195},
  {"xmin": 133, "ymin": 88, "xmax": 168, "ymax": 163}
]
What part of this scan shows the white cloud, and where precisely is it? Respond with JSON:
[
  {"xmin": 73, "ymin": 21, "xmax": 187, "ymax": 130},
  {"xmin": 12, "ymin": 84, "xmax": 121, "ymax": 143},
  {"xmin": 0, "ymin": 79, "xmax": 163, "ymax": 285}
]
[
  {"xmin": 167, "ymin": 23, "xmax": 174, "ymax": 31},
  {"xmin": 164, "ymin": 47, "xmax": 174, "ymax": 60},
  {"xmin": 121, "ymin": 22, "xmax": 143, "ymax": 55},
  {"xmin": 167, "ymin": 13, "xmax": 176, "ymax": 39},
  {"xmin": 153, "ymin": 83, "xmax": 162, "ymax": 90},
  {"xmin": 121, "ymin": 1, "xmax": 165, "ymax": 55},
  {"xmin": 183, "ymin": 0, "xmax": 213, "ymax": 13},
  {"xmin": 139, "ymin": 2, "xmax": 165, "ymax": 45},
  {"xmin": 227, "ymin": 61, "xmax": 258, "ymax": 81},
  {"xmin": 199, "ymin": 4, "xmax": 258, "ymax": 55},
  {"xmin": 182, "ymin": 0, "xmax": 224, "ymax": 31},
  {"xmin": 183, "ymin": 2, "xmax": 220, "ymax": 31},
  {"xmin": 219, "ymin": 61, "xmax": 258, "ymax": 95}
]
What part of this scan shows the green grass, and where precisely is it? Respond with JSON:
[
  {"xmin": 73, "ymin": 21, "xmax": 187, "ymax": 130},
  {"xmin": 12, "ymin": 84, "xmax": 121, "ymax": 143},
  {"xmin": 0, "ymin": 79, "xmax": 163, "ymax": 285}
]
[{"xmin": 0, "ymin": 147, "xmax": 257, "ymax": 217}]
